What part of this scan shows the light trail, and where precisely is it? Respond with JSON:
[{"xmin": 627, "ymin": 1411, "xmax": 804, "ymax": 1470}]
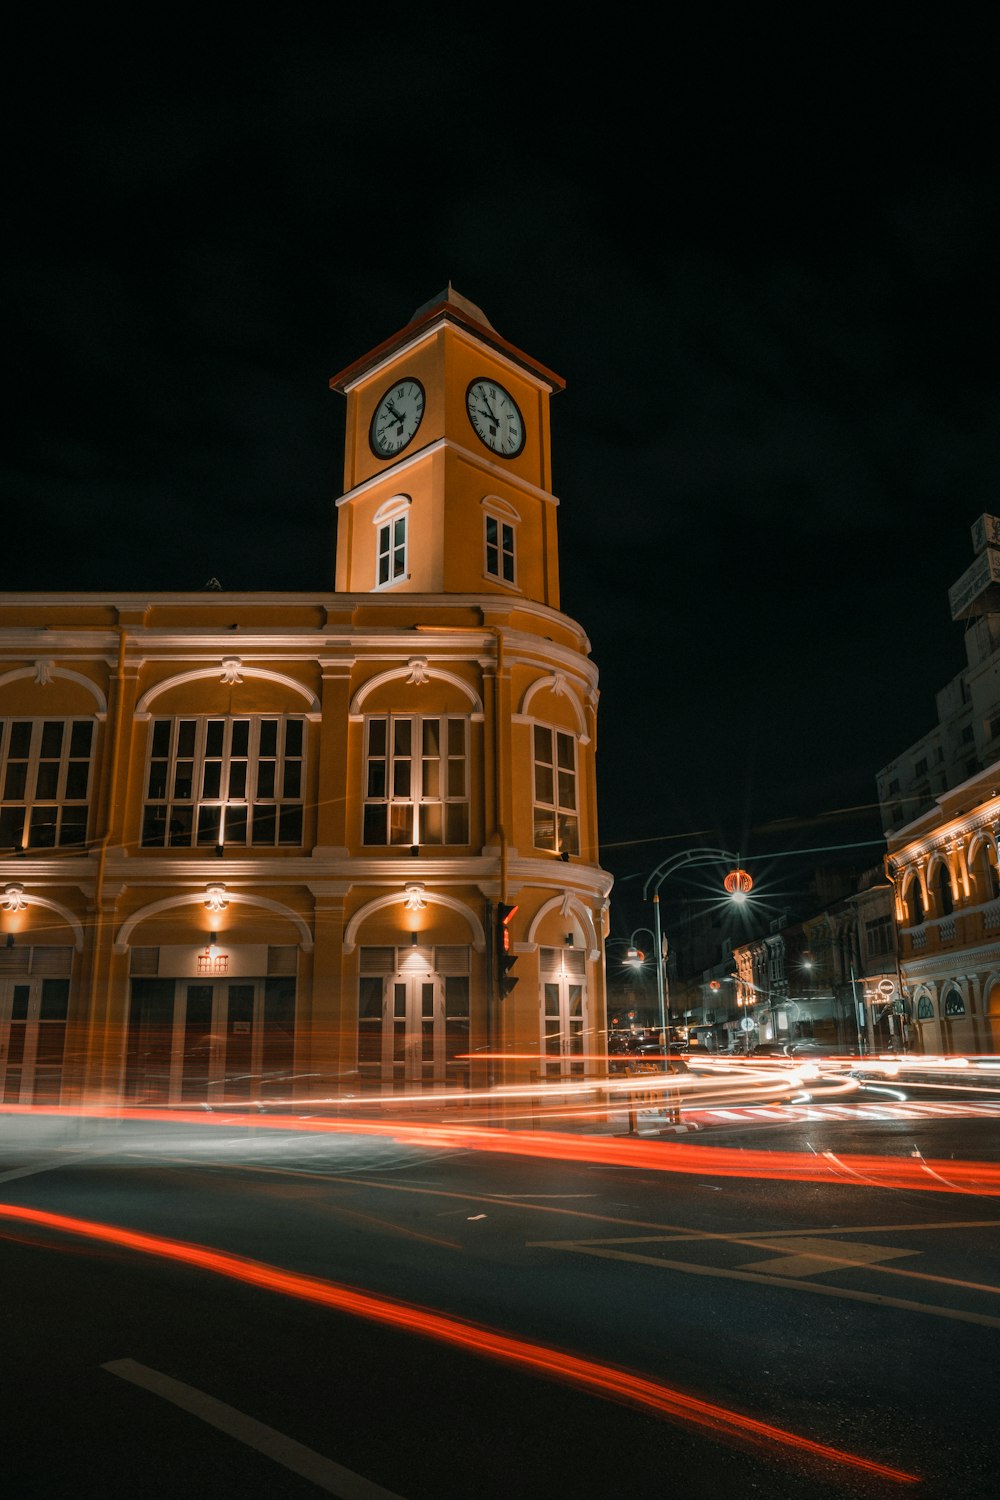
[
  {"xmin": 0, "ymin": 1201, "xmax": 918, "ymax": 1484},
  {"xmin": 3, "ymin": 1103, "xmax": 1000, "ymax": 1195}
]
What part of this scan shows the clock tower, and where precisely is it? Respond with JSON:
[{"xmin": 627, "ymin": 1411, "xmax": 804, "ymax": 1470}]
[{"xmin": 329, "ymin": 286, "xmax": 565, "ymax": 606}]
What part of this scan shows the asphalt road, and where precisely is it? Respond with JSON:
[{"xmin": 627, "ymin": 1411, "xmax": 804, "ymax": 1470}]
[{"xmin": 1, "ymin": 1108, "xmax": 998, "ymax": 1500}]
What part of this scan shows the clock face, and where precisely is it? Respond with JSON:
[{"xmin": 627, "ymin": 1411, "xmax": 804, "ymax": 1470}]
[
  {"xmin": 369, "ymin": 378, "xmax": 425, "ymax": 458},
  {"xmin": 466, "ymin": 378, "xmax": 525, "ymax": 458}
]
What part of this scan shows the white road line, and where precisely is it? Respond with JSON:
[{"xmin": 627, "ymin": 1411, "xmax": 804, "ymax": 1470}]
[
  {"xmin": 0, "ymin": 1149, "xmax": 113, "ymax": 1184},
  {"xmin": 102, "ymin": 1359, "xmax": 404, "ymax": 1499}
]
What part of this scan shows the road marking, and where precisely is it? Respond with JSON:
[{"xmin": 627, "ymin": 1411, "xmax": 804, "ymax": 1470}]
[
  {"xmin": 528, "ymin": 1240, "xmax": 1000, "ymax": 1328},
  {"xmin": 0, "ymin": 1148, "xmax": 114, "ymax": 1184},
  {"xmin": 102, "ymin": 1359, "xmax": 403, "ymax": 1499},
  {"xmin": 736, "ymin": 1236, "xmax": 919, "ymax": 1277}
]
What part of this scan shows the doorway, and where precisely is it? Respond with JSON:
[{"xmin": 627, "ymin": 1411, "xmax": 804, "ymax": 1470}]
[
  {"xmin": 541, "ymin": 947, "xmax": 587, "ymax": 1079},
  {"xmin": 358, "ymin": 945, "xmax": 471, "ymax": 1091},
  {"xmin": 0, "ymin": 977, "xmax": 69, "ymax": 1103},
  {"xmin": 125, "ymin": 976, "xmax": 295, "ymax": 1104}
]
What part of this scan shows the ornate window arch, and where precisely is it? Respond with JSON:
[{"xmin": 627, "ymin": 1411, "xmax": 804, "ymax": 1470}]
[
  {"xmin": 900, "ymin": 870, "xmax": 924, "ymax": 926},
  {"xmin": 481, "ymin": 495, "xmax": 520, "ymax": 587},
  {"xmin": 942, "ymin": 986, "xmax": 966, "ymax": 1017},
  {"xmin": 114, "ymin": 889, "xmax": 313, "ymax": 953},
  {"xmin": 372, "ymin": 494, "xmax": 411, "ymax": 589},
  {"xmin": 926, "ymin": 854, "xmax": 954, "ymax": 916},
  {"xmin": 134, "ymin": 664, "xmax": 320, "ymax": 719},
  {"xmin": 342, "ymin": 888, "xmax": 485, "ymax": 953}
]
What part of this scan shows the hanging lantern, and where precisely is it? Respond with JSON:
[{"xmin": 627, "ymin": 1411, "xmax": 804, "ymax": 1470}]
[{"xmin": 723, "ymin": 867, "xmax": 753, "ymax": 898}]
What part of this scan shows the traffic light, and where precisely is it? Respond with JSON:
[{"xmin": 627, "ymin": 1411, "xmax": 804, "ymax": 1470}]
[{"xmin": 495, "ymin": 901, "xmax": 519, "ymax": 999}]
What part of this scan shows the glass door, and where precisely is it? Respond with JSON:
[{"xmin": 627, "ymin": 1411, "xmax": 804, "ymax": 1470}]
[
  {"xmin": 542, "ymin": 977, "xmax": 585, "ymax": 1079},
  {"xmin": 127, "ymin": 976, "xmax": 296, "ymax": 1105},
  {"xmin": 0, "ymin": 978, "xmax": 69, "ymax": 1104},
  {"xmin": 384, "ymin": 973, "xmax": 444, "ymax": 1087}
]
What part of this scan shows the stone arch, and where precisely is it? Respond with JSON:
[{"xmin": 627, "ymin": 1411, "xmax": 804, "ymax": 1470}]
[
  {"xmin": 0, "ymin": 664, "xmax": 107, "ymax": 717},
  {"xmin": 900, "ymin": 869, "xmax": 925, "ymax": 925},
  {"xmin": 114, "ymin": 890, "xmax": 313, "ymax": 953},
  {"xmin": 134, "ymin": 665, "xmax": 321, "ymax": 719},
  {"xmin": 342, "ymin": 889, "xmax": 485, "ymax": 953},
  {"xmin": 481, "ymin": 493, "xmax": 522, "ymax": 525},
  {"xmin": 514, "ymin": 672, "xmax": 589, "ymax": 743},
  {"xmin": 372, "ymin": 493, "xmax": 411, "ymax": 526},
  {"xmin": 914, "ymin": 988, "xmax": 936, "ymax": 1021},
  {"xmin": 968, "ymin": 832, "xmax": 1000, "ymax": 902},
  {"xmin": 1, "ymin": 886, "xmax": 84, "ymax": 950},
  {"xmin": 984, "ymin": 974, "xmax": 1000, "ymax": 1052},
  {"xmin": 349, "ymin": 663, "xmax": 483, "ymax": 719},
  {"xmin": 925, "ymin": 851, "xmax": 955, "ymax": 915},
  {"xmin": 525, "ymin": 893, "xmax": 599, "ymax": 960}
]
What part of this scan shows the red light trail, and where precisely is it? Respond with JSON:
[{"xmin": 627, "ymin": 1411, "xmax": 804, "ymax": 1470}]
[{"xmin": 0, "ymin": 1201, "xmax": 918, "ymax": 1484}]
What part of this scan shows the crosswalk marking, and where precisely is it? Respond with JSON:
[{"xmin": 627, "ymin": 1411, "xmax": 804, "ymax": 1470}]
[{"xmin": 672, "ymin": 1100, "xmax": 1000, "ymax": 1127}]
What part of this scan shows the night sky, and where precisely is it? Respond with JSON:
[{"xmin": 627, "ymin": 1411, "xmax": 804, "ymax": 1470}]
[{"xmin": 5, "ymin": 25, "xmax": 998, "ymax": 927}]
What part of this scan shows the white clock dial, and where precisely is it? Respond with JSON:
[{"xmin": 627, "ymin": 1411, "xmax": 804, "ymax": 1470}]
[
  {"xmin": 466, "ymin": 378, "xmax": 525, "ymax": 458},
  {"xmin": 370, "ymin": 378, "xmax": 425, "ymax": 458}
]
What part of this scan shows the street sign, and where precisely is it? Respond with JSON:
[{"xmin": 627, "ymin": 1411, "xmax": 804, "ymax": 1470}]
[
  {"xmin": 739, "ymin": 1017, "xmax": 755, "ymax": 1032},
  {"xmin": 876, "ymin": 979, "xmax": 895, "ymax": 996}
]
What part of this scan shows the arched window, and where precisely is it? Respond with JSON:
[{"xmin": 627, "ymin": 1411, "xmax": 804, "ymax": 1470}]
[
  {"xmin": 372, "ymin": 495, "xmax": 411, "ymax": 589},
  {"xmin": 935, "ymin": 863, "xmax": 954, "ymax": 916},
  {"xmin": 904, "ymin": 876, "xmax": 924, "ymax": 926},
  {"xmin": 916, "ymin": 995, "xmax": 935, "ymax": 1020},
  {"xmin": 943, "ymin": 988, "xmax": 966, "ymax": 1017},
  {"xmin": 971, "ymin": 840, "xmax": 1000, "ymax": 901}
]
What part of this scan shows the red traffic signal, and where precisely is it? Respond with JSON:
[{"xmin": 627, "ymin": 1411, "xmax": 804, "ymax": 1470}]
[{"xmin": 496, "ymin": 902, "xmax": 520, "ymax": 998}]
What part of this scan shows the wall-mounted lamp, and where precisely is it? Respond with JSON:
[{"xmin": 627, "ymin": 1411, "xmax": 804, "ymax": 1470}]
[
  {"xmin": 208, "ymin": 932, "xmax": 220, "ymax": 959},
  {"xmin": 204, "ymin": 884, "xmax": 229, "ymax": 912},
  {"xmin": 560, "ymin": 850, "xmax": 570, "ymax": 862},
  {"xmin": 410, "ymin": 845, "xmax": 419, "ymax": 857},
  {"xmin": 215, "ymin": 844, "xmax": 225, "ymax": 858},
  {"xmin": 564, "ymin": 933, "xmax": 574, "ymax": 946},
  {"xmin": 410, "ymin": 931, "xmax": 419, "ymax": 947},
  {"xmin": 5, "ymin": 933, "xmax": 14, "ymax": 950}
]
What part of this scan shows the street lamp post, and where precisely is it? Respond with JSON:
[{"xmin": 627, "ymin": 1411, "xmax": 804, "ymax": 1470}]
[
  {"xmin": 621, "ymin": 926, "xmax": 666, "ymax": 1051},
  {"xmin": 643, "ymin": 847, "xmax": 745, "ymax": 1060}
]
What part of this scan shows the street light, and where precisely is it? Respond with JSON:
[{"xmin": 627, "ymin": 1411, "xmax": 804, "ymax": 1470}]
[{"xmin": 641, "ymin": 847, "xmax": 748, "ymax": 1058}]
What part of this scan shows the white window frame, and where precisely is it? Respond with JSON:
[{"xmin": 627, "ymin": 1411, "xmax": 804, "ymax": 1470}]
[
  {"xmin": 482, "ymin": 497, "xmax": 519, "ymax": 587},
  {"xmin": 373, "ymin": 495, "xmax": 410, "ymax": 590},
  {"xmin": 0, "ymin": 718, "xmax": 95, "ymax": 851},
  {"xmin": 362, "ymin": 714, "xmax": 470, "ymax": 847},
  {"xmin": 531, "ymin": 723, "xmax": 580, "ymax": 856},
  {"xmin": 141, "ymin": 716, "xmax": 305, "ymax": 849}
]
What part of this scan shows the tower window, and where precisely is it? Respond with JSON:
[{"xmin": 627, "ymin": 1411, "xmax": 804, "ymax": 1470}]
[
  {"xmin": 532, "ymin": 725, "xmax": 579, "ymax": 856},
  {"xmin": 485, "ymin": 514, "xmax": 516, "ymax": 583},
  {"xmin": 363, "ymin": 715, "xmax": 469, "ymax": 847},
  {"xmin": 377, "ymin": 514, "xmax": 407, "ymax": 587}
]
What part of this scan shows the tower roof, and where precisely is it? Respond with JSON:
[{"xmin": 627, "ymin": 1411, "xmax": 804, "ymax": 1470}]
[
  {"xmin": 329, "ymin": 286, "xmax": 564, "ymax": 394},
  {"xmin": 408, "ymin": 283, "xmax": 495, "ymax": 330}
]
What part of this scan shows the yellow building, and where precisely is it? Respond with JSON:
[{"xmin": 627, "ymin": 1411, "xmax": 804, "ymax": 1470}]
[{"xmin": 0, "ymin": 289, "xmax": 613, "ymax": 1106}]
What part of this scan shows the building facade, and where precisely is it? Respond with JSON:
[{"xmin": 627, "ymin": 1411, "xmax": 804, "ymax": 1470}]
[
  {"xmin": 0, "ymin": 290, "xmax": 613, "ymax": 1106},
  {"xmin": 879, "ymin": 514, "xmax": 1000, "ymax": 1055}
]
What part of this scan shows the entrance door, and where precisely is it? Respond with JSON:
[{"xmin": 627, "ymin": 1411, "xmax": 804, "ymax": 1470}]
[
  {"xmin": 0, "ymin": 978, "xmax": 69, "ymax": 1104},
  {"xmin": 127, "ymin": 977, "xmax": 296, "ymax": 1105},
  {"xmin": 542, "ymin": 976, "xmax": 585, "ymax": 1079},
  {"xmin": 383, "ymin": 972, "xmax": 444, "ymax": 1087}
]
